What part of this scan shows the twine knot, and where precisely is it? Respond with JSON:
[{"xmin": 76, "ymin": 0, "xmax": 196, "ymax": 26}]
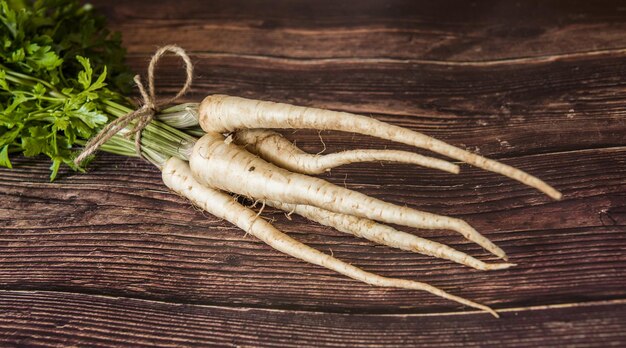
[{"xmin": 74, "ymin": 45, "xmax": 193, "ymax": 165}]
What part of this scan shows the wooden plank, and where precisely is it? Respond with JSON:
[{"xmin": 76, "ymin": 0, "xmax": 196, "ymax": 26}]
[
  {"xmin": 120, "ymin": 51, "xmax": 626, "ymax": 157},
  {"xmin": 3, "ymin": 0, "xmax": 626, "ymax": 345},
  {"xmin": 1, "ymin": 147, "xmax": 624, "ymax": 312},
  {"xmin": 1, "ymin": 291, "xmax": 624, "ymax": 347},
  {"xmin": 91, "ymin": 0, "xmax": 626, "ymax": 60}
]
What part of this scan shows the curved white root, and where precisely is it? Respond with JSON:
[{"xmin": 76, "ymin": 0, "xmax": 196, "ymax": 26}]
[
  {"xmin": 162, "ymin": 157, "xmax": 499, "ymax": 317},
  {"xmin": 190, "ymin": 133, "xmax": 507, "ymax": 260},
  {"xmin": 198, "ymin": 94, "xmax": 561, "ymax": 200},
  {"xmin": 268, "ymin": 200, "xmax": 515, "ymax": 271},
  {"xmin": 234, "ymin": 129, "xmax": 460, "ymax": 174}
]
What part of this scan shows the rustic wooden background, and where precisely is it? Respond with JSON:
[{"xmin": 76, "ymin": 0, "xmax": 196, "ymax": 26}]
[{"xmin": 2, "ymin": 0, "xmax": 626, "ymax": 346}]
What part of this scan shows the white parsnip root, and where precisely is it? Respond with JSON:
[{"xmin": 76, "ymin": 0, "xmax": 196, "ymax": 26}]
[
  {"xmin": 234, "ymin": 129, "xmax": 460, "ymax": 174},
  {"xmin": 163, "ymin": 157, "xmax": 499, "ymax": 317},
  {"xmin": 268, "ymin": 200, "xmax": 515, "ymax": 271},
  {"xmin": 190, "ymin": 132, "xmax": 507, "ymax": 260},
  {"xmin": 198, "ymin": 94, "xmax": 562, "ymax": 200}
]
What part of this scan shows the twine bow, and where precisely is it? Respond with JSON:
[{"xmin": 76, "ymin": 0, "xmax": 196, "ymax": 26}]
[{"xmin": 74, "ymin": 45, "xmax": 193, "ymax": 165}]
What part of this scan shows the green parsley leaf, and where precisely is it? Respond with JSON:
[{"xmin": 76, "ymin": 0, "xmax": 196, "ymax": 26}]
[
  {"xmin": 76, "ymin": 55, "xmax": 93, "ymax": 90},
  {"xmin": 49, "ymin": 157, "xmax": 61, "ymax": 181},
  {"xmin": 0, "ymin": 145, "xmax": 11, "ymax": 168},
  {"xmin": 0, "ymin": 0, "xmax": 133, "ymax": 180}
]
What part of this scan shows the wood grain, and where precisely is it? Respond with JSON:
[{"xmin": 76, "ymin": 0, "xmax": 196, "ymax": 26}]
[
  {"xmin": 2, "ymin": 0, "xmax": 626, "ymax": 346},
  {"xmin": 122, "ymin": 52, "xmax": 626, "ymax": 157},
  {"xmin": 2, "ymin": 291, "xmax": 625, "ymax": 347},
  {"xmin": 2, "ymin": 147, "xmax": 625, "ymax": 313},
  {"xmin": 97, "ymin": 0, "xmax": 626, "ymax": 60}
]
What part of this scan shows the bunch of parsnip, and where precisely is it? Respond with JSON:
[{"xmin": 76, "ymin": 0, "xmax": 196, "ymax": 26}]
[{"xmin": 1, "ymin": 0, "xmax": 561, "ymax": 317}]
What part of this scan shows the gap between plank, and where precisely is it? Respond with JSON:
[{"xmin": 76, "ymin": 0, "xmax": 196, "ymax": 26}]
[
  {"xmin": 1, "ymin": 289, "xmax": 624, "ymax": 317},
  {"xmin": 128, "ymin": 47, "xmax": 626, "ymax": 67}
]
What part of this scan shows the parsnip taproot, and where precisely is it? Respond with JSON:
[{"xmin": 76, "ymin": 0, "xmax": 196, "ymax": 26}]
[
  {"xmin": 163, "ymin": 157, "xmax": 499, "ymax": 317},
  {"xmin": 268, "ymin": 200, "xmax": 514, "ymax": 271},
  {"xmin": 198, "ymin": 95, "xmax": 561, "ymax": 200},
  {"xmin": 189, "ymin": 132, "xmax": 507, "ymax": 260},
  {"xmin": 234, "ymin": 129, "xmax": 460, "ymax": 174}
]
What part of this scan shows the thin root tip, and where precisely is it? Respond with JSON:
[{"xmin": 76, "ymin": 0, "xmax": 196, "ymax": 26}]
[
  {"xmin": 543, "ymin": 186, "xmax": 562, "ymax": 200},
  {"xmin": 472, "ymin": 303, "xmax": 500, "ymax": 318},
  {"xmin": 448, "ymin": 165, "xmax": 461, "ymax": 174},
  {"xmin": 487, "ymin": 308, "xmax": 500, "ymax": 318},
  {"xmin": 493, "ymin": 249, "xmax": 508, "ymax": 261},
  {"xmin": 485, "ymin": 262, "xmax": 517, "ymax": 271}
]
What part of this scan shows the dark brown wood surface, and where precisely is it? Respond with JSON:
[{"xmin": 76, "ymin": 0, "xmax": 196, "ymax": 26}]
[{"xmin": 2, "ymin": 1, "xmax": 626, "ymax": 346}]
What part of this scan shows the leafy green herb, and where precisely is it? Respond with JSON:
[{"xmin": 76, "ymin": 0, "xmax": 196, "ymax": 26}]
[{"xmin": 0, "ymin": 0, "xmax": 133, "ymax": 180}]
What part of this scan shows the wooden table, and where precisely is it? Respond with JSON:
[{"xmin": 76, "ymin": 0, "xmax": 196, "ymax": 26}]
[{"xmin": 2, "ymin": 1, "xmax": 625, "ymax": 346}]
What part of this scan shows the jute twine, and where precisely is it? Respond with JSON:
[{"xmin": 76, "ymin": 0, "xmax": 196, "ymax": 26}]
[{"xmin": 74, "ymin": 45, "xmax": 193, "ymax": 165}]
